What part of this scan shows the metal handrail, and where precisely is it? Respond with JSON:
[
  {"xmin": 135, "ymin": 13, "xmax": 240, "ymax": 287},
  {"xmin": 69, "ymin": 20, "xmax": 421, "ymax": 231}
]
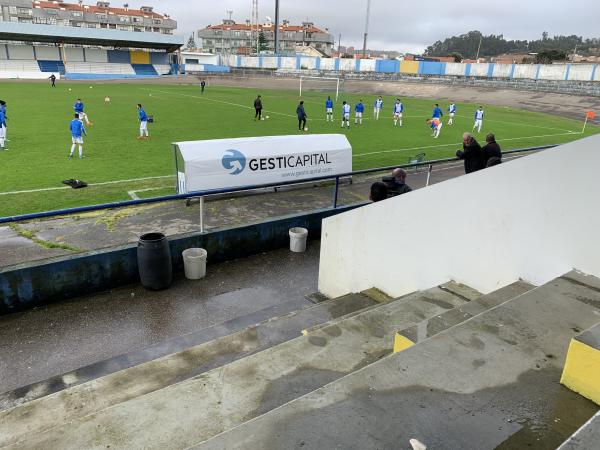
[{"xmin": 0, "ymin": 145, "xmax": 555, "ymax": 225}]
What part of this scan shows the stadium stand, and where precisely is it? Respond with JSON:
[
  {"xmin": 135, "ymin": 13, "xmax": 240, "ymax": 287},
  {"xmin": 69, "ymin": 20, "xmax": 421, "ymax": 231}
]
[
  {"xmin": 0, "ymin": 21, "xmax": 182, "ymax": 79},
  {"xmin": 132, "ymin": 64, "xmax": 159, "ymax": 76},
  {"xmin": 37, "ymin": 60, "xmax": 65, "ymax": 75}
]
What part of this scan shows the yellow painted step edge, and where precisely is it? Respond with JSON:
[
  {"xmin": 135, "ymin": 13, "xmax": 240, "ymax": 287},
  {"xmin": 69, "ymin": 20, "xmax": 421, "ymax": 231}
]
[
  {"xmin": 560, "ymin": 338, "xmax": 600, "ymax": 406},
  {"xmin": 394, "ymin": 333, "xmax": 415, "ymax": 353}
]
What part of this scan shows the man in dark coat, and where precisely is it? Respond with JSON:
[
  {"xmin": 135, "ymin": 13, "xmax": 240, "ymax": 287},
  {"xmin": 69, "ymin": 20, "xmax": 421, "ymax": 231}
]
[
  {"xmin": 254, "ymin": 95, "xmax": 263, "ymax": 121},
  {"xmin": 296, "ymin": 101, "xmax": 307, "ymax": 131},
  {"xmin": 482, "ymin": 133, "xmax": 502, "ymax": 167},
  {"xmin": 383, "ymin": 168, "xmax": 412, "ymax": 197},
  {"xmin": 456, "ymin": 132, "xmax": 484, "ymax": 174}
]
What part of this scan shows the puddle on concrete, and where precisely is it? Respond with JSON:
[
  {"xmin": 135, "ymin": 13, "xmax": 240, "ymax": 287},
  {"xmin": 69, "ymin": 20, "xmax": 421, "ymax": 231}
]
[{"xmin": 234, "ymin": 367, "xmax": 598, "ymax": 450}]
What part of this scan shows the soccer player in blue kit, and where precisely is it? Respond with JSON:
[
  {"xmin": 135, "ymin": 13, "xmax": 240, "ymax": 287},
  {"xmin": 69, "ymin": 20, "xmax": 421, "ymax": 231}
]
[
  {"xmin": 69, "ymin": 114, "xmax": 87, "ymax": 158},
  {"xmin": 325, "ymin": 96, "xmax": 334, "ymax": 122},
  {"xmin": 354, "ymin": 100, "xmax": 365, "ymax": 125}
]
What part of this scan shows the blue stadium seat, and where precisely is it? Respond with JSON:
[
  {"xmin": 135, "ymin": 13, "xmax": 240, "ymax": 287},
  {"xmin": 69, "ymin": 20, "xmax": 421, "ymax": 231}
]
[
  {"xmin": 38, "ymin": 60, "xmax": 65, "ymax": 75},
  {"xmin": 131, "ymin": 64, "xmax": 158, "ymax": 76}
]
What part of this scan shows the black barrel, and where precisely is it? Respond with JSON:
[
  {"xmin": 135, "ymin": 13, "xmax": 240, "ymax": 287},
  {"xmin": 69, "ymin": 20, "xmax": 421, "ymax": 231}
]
[{"xmin": 137, "ymin": 232, "xmax": 172, "ymax": 290}]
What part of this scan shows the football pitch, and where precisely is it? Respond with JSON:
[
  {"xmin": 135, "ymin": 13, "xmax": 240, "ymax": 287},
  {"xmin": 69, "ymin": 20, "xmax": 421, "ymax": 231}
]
[{"xmin": 0, "ymin": 81, "xmax": 597, "ymax": 217}]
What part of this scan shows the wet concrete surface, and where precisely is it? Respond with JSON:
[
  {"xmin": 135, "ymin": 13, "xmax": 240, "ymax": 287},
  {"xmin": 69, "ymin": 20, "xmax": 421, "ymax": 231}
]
[
  {"xmin": 0, "ymin": 242, "xmax": 320, "ymax": 395},
  {"xmin": 0, "ymin": 286, "xmax": 471, "ymax": 449},
  {"xmin": 196, "ymin": 274, "xmax": 600, "ymax": 450},
  {"xmin": 558, "ymin": 411, "xmax": 600, "ymax": 450},
  {"xmin": 0, "ymin": 155, "xmax": 533, "ymax": 268},
  {"xmin": 0, "ymin": 293, "xmax": 375, "ymax": 412},
  {"xmin": 0, "ymin": 293, "xmax": 379, "ymax": 447}
]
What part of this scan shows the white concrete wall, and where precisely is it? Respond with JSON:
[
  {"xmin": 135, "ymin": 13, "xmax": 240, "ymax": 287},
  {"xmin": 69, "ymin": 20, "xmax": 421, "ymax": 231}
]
[
  {"xmin": 594, "ymin": 66, "xmax": 600, "ymax": 82},
  {"xmin": 299, "ymin": 56, "xmax": 317, "ymax": 70},
  {"xmin": 318, "ymin": 135, "xmax": 600, "ymax": 298},
  {"xmin": 445, "ymin": 63, "xmax": 465, "ymax": 76},
  {"xmin": 0, "ymin": 71, "xmax": 51, "ymax": 79},
  {"xmin": 539, "ymin": 64, "xmax": 568, "ymax": 81},
  {"xmin": 359, "ymin": 59, "xmax": 376, "ymax": 72},
  {"xmin": 568, "ymin": 64, "xmax": 594, "ymax": 81},
  {"xmin": 319, "ymin": 58, "xmax": 336, "ymax": 71},
  {"xmin": 65, "ymin": 47, "xmax": 85, "ymax": 62},
  {"xmin": 221, "ymin": 54, "xmax": 237, "ymax": 67},
  {"xmin": 262, "ymin": 56, "xmax": 278, "ymax": 69},
  {"xmin": 240, "ymin": 56, "xmax": 259, "ymax": 68},
  {"xmin": 7, "ymin": 44, "xmax": 34, "ymax": 60},
  {"xmin": 513, "ymin": 64, "xmax": 538, "ymax": 79},
  {"xmin": 0, "ymin": 45, "xmax": 7, "ymax": 60},
  {"xmin": 470, "ymin": 63, "xmax": 489, "ymax": 77},
  {"xmin": 339, "ymin": 58, "xmax": 355, "ymax": 71},
  {"xmin": 280, "ymin": 57, "xmax": 296, "ymax": 70},
  {"xmin": 492, "ymin": 64, "xmax": 512, "ymax": 78},
  {"xmin": 84, "ymin": 49, "xmax": 108, "ymax": 63},
  {"xmin": 154, "ymin": 64, "xmax": 171, "ymax": 75},
  {"xmin": 34, "ymin": 46, "xmax": 60, "ymax": 60}
]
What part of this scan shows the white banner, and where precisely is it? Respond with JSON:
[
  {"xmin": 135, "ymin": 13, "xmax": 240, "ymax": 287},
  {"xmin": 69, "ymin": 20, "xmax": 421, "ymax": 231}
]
[{"xmin": 175, "ymin": 134, "xmax": 352, "ymax": 193}]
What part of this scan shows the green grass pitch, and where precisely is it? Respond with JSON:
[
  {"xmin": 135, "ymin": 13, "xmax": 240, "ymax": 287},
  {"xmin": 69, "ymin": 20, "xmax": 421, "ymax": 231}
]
[{"xmin": 0, "ymin": 81, "xmax": 597, "ymax": 217}]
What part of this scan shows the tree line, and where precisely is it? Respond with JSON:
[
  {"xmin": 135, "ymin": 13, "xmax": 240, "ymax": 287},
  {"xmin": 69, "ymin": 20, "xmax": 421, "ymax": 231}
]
[{"xmin": 425, "ymin": 31, "xmax": 600, "ymax": 63}]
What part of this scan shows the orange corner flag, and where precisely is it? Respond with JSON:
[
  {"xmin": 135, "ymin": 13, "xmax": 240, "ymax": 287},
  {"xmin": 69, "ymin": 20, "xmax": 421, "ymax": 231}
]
[{"xmin": 586, "ymin": 111, "xmax": 596, "ymax": 119}]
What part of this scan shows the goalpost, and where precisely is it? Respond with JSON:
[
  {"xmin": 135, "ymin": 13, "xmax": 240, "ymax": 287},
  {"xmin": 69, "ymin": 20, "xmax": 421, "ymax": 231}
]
[{"xmin": 299, "ymin": 76, "xmax": 340, "ymax": 101}]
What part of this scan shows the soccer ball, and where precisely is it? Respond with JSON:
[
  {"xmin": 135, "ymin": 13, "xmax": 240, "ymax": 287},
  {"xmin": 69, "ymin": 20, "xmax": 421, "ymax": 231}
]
[
  {"xmin": 304, "ymin": 127, "xmax": 309, "ymax": 132},
  {"xmin": 104, "ymin": 97, "xmax": 111, "ymax": 103},
  {"xmin": 68, "ymin": 88, "xmax": 72, "ymax": 91},
  {"xmin": 89, "ymin": 86, "xmax": 93, "ymax": 89},
  {"xmin": 266, "ymin": 116, "xmax": 270, "ymax": 119}
]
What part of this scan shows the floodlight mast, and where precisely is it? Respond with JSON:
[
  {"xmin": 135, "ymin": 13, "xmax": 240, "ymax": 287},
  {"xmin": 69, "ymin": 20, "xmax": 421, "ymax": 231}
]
[
  {"xmin": 362, "ymin": 0, "xmax": 372, "ymax": 58},
  {"xmin": 274, "ymin": 0, "xmax": 280, "ymax": 54}
]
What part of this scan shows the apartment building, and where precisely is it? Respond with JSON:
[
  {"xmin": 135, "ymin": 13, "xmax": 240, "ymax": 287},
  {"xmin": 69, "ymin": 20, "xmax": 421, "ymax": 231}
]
[
  {"xmin": 0, "ymin": 0, "xmax": 177, "ymax": 34},
  {"xmin": 198, "ymin": 19, "xmax": 334, "ymax": 56}
]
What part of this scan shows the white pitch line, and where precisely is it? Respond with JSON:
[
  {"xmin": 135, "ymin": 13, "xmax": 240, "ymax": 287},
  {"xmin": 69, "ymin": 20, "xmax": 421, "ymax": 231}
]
[
  {"xmin": 354, "ymin": 131, "xmax": 579, "ymax": 158},
  {"xmin": 127, "ymin": 186, "xmax": 172, "ymax": 200},
  {"xmin": 0, "ymin": 175, "xmax": 173, "ymax": 196}
]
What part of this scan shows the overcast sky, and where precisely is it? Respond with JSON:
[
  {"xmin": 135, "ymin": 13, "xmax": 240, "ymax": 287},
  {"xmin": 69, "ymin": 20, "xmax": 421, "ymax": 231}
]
[{"xmin": 131, "ymin": 0, "xmax": 599, "ymax": 53}]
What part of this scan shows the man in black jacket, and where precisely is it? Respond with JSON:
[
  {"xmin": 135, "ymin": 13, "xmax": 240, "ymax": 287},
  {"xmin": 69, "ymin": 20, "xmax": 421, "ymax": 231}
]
[
  {"xmin": 383, "ymin": 168, "xmax": 412, "ymax": 197},
  {"xmin": 297, "ymin": 101, "xmax": 307, "ymax": 131},
  {"xmin": 482, "ymin": 133, "xmax": 502, "ymax": 167},
  {"xmin": 254, "ymin": 95, "xmax": 263, "ymax": 121},
  {"xmin": 456, "ymin": 132, "xmax": 484, "ymax": 174}
]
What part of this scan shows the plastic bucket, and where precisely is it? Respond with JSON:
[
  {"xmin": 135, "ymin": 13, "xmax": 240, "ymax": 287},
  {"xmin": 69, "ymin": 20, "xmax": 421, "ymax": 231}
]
[
  {"xmin": 289, "ymin": 227, "xmax": 308, "ymax": 253},
  {"xmin": 137, "ymin": 232, "xmax": 172, "ymax": 290},
  {"xmin": 182, "ymin": 248, "xmax": 208, "ymax": 280}
]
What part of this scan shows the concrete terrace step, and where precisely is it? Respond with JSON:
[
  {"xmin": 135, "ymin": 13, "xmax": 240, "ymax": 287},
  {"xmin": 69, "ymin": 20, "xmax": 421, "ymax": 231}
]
[
  {"xmin": 303, "ymin": 282, "xmax": 475, "ymax": 336},
  {"xmin": 0, "ymin": 292, "xmax": 377, "ymax": 448},
  {"xmin": 3, "ymin": 286, "xmax": 475, "ymax": 449},
  {"xmin": 195, "ymin": 274, "xmax": 600, "ymax": 450},
  {"xmin": 0, "ymin": 292, "xmax": 375, "ymax": 412},
  {"xmin": 396, "ymin": 280, "xmax": 535, "ymax": 345},
  {"xmin": 558, "ymin": 411, "xmax": 600, "ymax": 450}
]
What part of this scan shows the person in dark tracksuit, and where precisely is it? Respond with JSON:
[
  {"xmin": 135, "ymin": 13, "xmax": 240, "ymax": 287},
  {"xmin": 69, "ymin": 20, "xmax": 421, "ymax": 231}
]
[
  {"xmin": 481, "ymin": 133, "xmax": 502, "ymax": 167},
  {"xmin": 254, "ymin": 95, "xmax": 263, "ymax": 121},
  {"xmin": 200, "ymin": 80, "xmax": 206, "ymax": 94},
  {"xmin": 49, "ymin": 74, "xmax": 56, "ymax": 87},
  {"xmin": 297, "ymin": 101, "xmax": 307, "ymax": 131}
]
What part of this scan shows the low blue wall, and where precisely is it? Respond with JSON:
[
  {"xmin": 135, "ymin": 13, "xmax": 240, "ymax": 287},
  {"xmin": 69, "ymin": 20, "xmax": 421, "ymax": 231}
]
[{"xmin": 0, "ymin": 204, "xmax": 365, "ymax": 315}]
